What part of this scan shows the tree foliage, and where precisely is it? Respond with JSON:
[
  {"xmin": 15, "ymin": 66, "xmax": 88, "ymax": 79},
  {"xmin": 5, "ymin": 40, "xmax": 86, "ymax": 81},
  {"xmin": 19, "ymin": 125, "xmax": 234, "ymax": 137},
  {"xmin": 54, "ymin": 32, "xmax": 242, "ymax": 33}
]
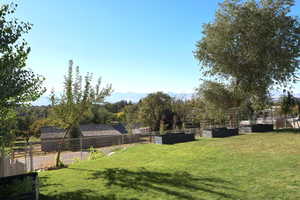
[
  {"xmin": 81, "ymin": 105, "xmax": 116, "ymax": 124},
  {"xmin": 122, "ymin": 104, "xmax": 139, "ymax": 133},
  {"xmin": 138, "ymin": 92, "xmax": 173, "ymax": 131},
  {"xmin": 104, "ymin": 100, "xmax": 132, "ymax": 113},
  {"xmin": 49, "ymin": 60, "xmax": 112, "ymax": 166},
  {"xmin": 197, "ymin": 81, "xmax": 239, "ymax": 110},
  {"xmin": 280, "ymin": 92, "xmax": 296, "ymax": 116},
  {"xmin": 195, "ymin": 81, "xmax": 238, "ymax": 121},
  {"xmin": 195, "ymin": 80, "xmax": 273, "ymax": 122},
  {"xmin": 171, "ymin": 98, "xmax": 195, "ymax": 129},
  {"xmin": 49, "ymin": 60, "xmax": 112, "ymax": 136},
  {"xmin": 0, "ymin": 3, "xmax": 45, "ymax": 117},
  {"xmin": 121, "ymin": 94, "xmax": 197, "ymax": 132},
  {"xmin": 14, "ymin": 106, "xmax": 49, "ymax": 141},
  {"xmin": 195, "ymin": 0, "xmax": 300, "ymax": 99},
  {"xmin": 0, "ymin": 3, "xmax": 45, "ymax": 147}
]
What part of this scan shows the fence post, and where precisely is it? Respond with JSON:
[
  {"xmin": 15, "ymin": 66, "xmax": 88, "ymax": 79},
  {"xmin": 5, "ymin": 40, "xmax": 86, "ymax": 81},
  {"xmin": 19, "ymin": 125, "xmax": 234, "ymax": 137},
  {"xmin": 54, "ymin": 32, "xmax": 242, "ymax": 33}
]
[
  {"xmin": 29, "ymin": 142, "xmax": 33, "ymax": 172},
  {"xmin": 24, "ymin": 147, "xmax": 27, "ymax": 172},
  {"xmin": 35, "ymin": 174, "xmax": 40, "ymax": 200},
  {"xmin": 0, "ymin": 145, "xmax": 4, "ymax": 177},
  {"xmin": 12, "ymin": 149, "xmax": 15, "ymax": 160},
  {"xmin": 80, "ymin": 137, "xmax": 83, "ymax": 160}
]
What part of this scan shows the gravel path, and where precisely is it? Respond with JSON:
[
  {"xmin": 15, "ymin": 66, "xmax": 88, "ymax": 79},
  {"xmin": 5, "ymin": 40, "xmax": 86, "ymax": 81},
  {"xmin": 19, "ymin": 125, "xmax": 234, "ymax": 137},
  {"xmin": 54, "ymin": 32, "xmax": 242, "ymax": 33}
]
[{"xmin": 16, "ymin": 143, "xmax": 138, "ymax": 170}]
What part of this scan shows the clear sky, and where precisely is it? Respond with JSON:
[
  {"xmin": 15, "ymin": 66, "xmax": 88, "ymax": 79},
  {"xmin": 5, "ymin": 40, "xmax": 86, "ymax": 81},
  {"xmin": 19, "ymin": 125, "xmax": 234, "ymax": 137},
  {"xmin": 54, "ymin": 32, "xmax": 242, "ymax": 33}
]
[{"xmin": 7, "ymin": 0, "xmax": 300, "ymax": 95}]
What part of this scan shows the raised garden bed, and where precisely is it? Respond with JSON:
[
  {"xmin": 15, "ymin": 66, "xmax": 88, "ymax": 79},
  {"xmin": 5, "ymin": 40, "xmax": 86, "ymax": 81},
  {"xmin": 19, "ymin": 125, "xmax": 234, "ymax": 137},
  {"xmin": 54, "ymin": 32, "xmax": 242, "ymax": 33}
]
[
  {"xmin": 202, "ymin": 128, "xmax": 239, "ymax": 138},
  {"xmin": 239, "ymin": 124, "xmax": 274, "ymax": 133},
  {"xmin": 0, "ymin": 172, "xmax": 39, "ymax": 200},
  {"xmin": 154, "ymin": 133, "xmax": 195, "ymax": 144}
]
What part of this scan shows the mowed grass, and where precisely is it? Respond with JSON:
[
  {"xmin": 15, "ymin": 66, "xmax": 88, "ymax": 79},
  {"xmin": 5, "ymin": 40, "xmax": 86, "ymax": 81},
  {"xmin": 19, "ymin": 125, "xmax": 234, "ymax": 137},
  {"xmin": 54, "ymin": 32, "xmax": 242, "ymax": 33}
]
[{"xmin": 39, "ymin": 132, "xmax": 300, "ymax": 200}]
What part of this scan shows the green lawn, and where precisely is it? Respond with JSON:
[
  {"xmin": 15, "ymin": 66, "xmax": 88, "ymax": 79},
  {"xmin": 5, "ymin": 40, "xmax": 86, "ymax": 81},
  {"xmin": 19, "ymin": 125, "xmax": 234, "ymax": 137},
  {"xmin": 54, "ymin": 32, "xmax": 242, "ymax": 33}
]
[{"xmin": 39, "ymin": 132, "xmax": 300, "ymax": 200}]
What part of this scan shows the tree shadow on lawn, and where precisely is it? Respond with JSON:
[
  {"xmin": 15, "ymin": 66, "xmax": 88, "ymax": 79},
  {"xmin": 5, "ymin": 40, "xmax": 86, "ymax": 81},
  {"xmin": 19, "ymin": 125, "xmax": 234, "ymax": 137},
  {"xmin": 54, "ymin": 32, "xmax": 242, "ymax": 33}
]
[
  {"xmin": 39, "ymin": 176, "xmax": 63, "ymax": 188},
  {"xmin": 55, "ymin": 167, "xmax": 241, "ymax": 200},
  {"xmin": 274, "ymin": 128, "xmax": 300, "ymax": 134},
  {"xmin": 40, "ymin": 176, "xmax": 138, "ymax": 200},
  {"xmin": 40, "ymin": 191, "xmax": 139, "ymax": 200},
  {"xmin": 39, "ymin": 167, "xmax": 242, "ymax": 200}
]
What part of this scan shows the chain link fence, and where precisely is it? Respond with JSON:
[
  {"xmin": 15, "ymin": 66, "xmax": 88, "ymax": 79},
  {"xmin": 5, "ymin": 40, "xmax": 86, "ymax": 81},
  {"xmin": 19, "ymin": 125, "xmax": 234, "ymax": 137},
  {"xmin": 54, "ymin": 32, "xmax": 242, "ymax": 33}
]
[{"xmin": 1, "ymin": 128, "xmax": 200, "ymax": 177}]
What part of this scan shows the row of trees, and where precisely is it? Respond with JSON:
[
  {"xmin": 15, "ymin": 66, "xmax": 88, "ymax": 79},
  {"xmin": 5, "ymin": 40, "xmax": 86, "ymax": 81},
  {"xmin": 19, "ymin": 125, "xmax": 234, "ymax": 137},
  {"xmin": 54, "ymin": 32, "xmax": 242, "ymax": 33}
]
[
  {"xmin": 1, "ymin": 0, "xmax": 300, "ymax": 154},
  {"xmin": 122, "ymin": 92, "xmax": 195, "ymax": 132}
]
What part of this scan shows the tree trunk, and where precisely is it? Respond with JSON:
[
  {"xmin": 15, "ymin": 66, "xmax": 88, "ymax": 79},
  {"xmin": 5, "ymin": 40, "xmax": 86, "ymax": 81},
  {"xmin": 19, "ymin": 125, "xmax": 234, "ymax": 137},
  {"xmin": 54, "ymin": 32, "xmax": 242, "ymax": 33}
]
[
  {"xmin": 285, "ymin": 114, "xmax": 287, "ymax": 129},
  {"xmin": 297, "ymin": 105, "xmax": 300, "ymax": 129},
  {"xmin": 55, "ymin": 128, "xmax": 70, "ymax": 167},
  {"xmin": 173, "ymin": 115, "xmax": 177, "ymax": 130}
]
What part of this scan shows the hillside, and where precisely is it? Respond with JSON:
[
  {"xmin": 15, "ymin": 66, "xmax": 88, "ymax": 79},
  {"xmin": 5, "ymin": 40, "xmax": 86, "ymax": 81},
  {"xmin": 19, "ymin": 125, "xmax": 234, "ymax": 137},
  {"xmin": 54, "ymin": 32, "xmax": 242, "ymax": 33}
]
[{"xmin": 40, "ymin": 133, "xmax": 300, "ymax": 200}]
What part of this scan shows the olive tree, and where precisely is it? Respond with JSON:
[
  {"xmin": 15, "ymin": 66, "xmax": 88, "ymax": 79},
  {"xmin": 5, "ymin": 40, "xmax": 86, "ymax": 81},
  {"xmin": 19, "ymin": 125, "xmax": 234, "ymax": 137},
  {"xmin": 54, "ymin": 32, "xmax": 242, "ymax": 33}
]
[{"xmin": 195, "ymin": 0, "xmax": 300, "ymax": 102}]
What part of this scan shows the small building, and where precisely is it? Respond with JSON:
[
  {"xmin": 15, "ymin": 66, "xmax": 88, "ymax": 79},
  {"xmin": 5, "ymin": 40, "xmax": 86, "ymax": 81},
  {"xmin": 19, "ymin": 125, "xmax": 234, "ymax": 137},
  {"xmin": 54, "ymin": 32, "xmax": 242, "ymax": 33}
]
[{"xmin": 40, "ymin": 124, "xmax": 133, "ymax": 152}]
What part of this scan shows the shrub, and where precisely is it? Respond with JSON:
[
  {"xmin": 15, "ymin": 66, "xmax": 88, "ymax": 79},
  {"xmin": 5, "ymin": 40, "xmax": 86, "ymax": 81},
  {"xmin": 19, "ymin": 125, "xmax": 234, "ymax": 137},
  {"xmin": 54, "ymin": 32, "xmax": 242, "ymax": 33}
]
[{"xmin": 88, "ymin": 147, "xmax": 105, "ymax": 160}]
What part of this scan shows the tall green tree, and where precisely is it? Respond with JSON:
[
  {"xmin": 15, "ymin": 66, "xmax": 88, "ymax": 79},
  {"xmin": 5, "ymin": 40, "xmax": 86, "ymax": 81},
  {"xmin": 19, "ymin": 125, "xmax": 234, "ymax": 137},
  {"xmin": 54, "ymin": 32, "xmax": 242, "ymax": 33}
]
[
  {"xmin": 197, "ymin": 81, "xmax": 240, "ymax": 111},
  {"xmin": 0, "ymin": 3, "xmax": 44, "ymax": 147},
  {"xmin": 138, "ymin": 92, "xmax": 172, "ymax": 131},
  {"xmin": 195, "ymin": 0, "xmax": 300, "ymax": 101},
  {"xmin": 81, "ymin": 105, "xmax": 116, "ymax": 124},
  {"xmin": 122, "ymin": 104, "xmax": 139, "ymax": 134},
  {"xmin": 104, "ymin": 100, "xmax": 132, "ymax": 113},
  {"xmin": 196, "ymin": 81, "xmax": 241, "ymax": 124},
  {"xmin": 171, "ymin": 98, "xmax": 194, "ymax": 129},
  {"xmin": 49, "ymin": 60, "xmax": 112, "ymax": 166},
  {"xmin": 14, "ymin": 106, "xmax": 49, "ymax": 142},
  {"xmin": 280, "ymin": 92, "xmax": 296, "ymax": 127}
]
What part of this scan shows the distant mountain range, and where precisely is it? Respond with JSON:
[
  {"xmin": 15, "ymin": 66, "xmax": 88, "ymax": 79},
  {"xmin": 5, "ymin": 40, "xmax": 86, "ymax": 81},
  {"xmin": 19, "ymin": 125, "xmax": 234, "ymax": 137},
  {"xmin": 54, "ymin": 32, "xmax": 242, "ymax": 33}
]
[
  {"xmin": 32, "ymin": 92, "xmax": 194, "ymax": 106},
  {"xmin": 32, "ymin": 90, "xmax": 300, "ymax": 106}
]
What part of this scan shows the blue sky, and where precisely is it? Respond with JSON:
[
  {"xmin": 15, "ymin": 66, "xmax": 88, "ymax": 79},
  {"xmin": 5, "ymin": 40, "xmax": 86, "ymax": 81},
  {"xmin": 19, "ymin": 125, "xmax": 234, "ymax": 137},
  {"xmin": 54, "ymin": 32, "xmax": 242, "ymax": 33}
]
[{"xmin": 7, "ymin": 0, "xmax": 300, "ymax": 96}]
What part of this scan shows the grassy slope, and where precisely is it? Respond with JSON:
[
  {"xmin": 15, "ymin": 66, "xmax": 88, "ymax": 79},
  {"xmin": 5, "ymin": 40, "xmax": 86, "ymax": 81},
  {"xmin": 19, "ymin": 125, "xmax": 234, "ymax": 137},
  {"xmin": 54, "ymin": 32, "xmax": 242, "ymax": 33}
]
[{"xmin": 40, "ymin": 133, "xmax": 300, "ymax": 200}]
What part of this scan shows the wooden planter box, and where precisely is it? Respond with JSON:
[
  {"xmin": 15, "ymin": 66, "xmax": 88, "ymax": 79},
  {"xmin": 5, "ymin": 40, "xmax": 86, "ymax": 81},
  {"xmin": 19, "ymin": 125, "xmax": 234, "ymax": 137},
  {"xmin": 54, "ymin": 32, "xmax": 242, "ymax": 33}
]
[
  {"xmin": 202, "ymin": 128, "xmax": 239, "ymax": 138},
  {"xmin": 154, "ymin": 133, "xmax": 195, "ymax": 144},
  {"xmin": 0, "ymin": 172, "xmax": 39, "ymax": 200},
  {"xmin": 239, "ymin": 124, "xmax": 274, "ymax": 133}
]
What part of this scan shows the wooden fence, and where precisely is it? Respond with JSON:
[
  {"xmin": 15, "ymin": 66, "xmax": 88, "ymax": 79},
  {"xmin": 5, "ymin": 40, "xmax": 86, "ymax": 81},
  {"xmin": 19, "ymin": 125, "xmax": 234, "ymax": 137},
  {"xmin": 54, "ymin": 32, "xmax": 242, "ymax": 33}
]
[
  {"xmin": 1, "ymin": 129, "xmax": 200, "ymax": 176},
  {"xmin": 1, "ymin": 134, "xmax": 148, "ymax": 176},
  {"xmin": 0, "ymin": 156, "xmax": 28, "ymax": 177}
]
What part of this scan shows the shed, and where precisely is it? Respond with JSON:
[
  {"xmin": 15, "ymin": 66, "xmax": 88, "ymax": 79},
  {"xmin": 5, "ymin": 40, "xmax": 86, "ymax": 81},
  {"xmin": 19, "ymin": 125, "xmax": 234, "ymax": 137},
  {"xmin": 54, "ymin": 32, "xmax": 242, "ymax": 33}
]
[{"xmin": 40, "ymin": 124, "xmax": 124, "ymax": 152}]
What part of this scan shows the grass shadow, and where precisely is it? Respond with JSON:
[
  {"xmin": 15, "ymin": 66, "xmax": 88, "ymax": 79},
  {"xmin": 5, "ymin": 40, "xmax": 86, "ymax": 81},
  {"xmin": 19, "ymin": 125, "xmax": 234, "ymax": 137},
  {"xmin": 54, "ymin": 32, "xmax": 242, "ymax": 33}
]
[
  {"xmin": 57, "ymin": 167, "xmax": 242, "ymax": 200},
  {"xmin": 39, "ymin": 176, "xmax": 63, "ymax": 188},
  {"xmin": 40, "ymin": 190, "xmax": 139, "ymax": 200},
  {"xmin": 274, "ymin": 128, "xmax": 300, "ymax": 134}
]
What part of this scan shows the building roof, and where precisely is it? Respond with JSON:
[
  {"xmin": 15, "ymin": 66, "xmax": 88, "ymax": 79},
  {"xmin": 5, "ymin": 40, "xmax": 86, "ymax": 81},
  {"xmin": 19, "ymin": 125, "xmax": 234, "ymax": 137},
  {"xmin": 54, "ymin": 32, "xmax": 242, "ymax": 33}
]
[
  {"xmin": 112, "ymin": 124, "xmax": 128, "ymax": 134},
  {"xmin": 40, "ymin": 124, "xmax": 122, "ymax": 139},
  {"xmin": 81, "ymin": 124, "xmax": 121, "ymax": 137},
  {"xmin": 40, "ymin": 126, "xmax": 65, "ymax": 139}
]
